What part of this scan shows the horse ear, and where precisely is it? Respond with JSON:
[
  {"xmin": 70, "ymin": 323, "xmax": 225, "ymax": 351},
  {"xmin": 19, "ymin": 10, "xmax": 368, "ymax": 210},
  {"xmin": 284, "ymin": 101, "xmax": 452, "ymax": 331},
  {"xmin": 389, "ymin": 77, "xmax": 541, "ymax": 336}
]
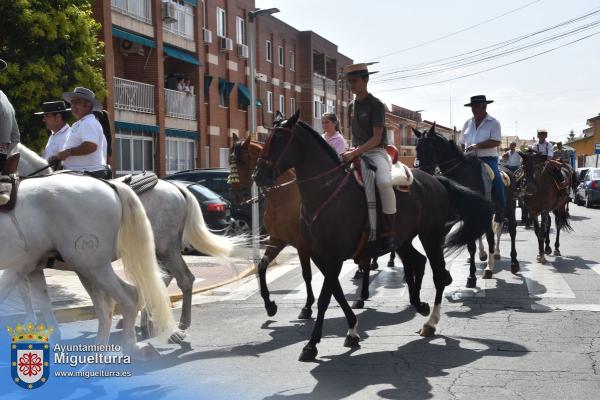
[
  {"xmin": 428, "ymin": 122, "xmax": 436, "ymax": 136},
  {"xmin": 284, "ymin": 109, "xmax": 300, "ymax": 128},
  {"xmin": 232, "ymin": 132, "xmax": 239, "ymax": 143},
  {"xmin": 242, "ymin": 135, "xmax": 251, "ymax": 147},
  {"xmin": 412, "ymin": 127, "xmax": 421, "ymax": 138}
]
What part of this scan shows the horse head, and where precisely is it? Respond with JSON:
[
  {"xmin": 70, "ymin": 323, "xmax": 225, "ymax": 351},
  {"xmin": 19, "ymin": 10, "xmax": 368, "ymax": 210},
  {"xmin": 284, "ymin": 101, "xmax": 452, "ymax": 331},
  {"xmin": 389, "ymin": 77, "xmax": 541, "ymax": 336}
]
[
  {"xmin": 517, "ymin": 149, "xmax": 541, "ymax": 193},
  {"xmin": 228, "ymin": 133, "xmax": 263, "ymax": 205},
  {"xmin": 414, "ymin": 123, "xmax": 456, "ymax": 174},
  {"xmin": 253, "ymin": 110, "xmax": 301, "ymax": 187}
]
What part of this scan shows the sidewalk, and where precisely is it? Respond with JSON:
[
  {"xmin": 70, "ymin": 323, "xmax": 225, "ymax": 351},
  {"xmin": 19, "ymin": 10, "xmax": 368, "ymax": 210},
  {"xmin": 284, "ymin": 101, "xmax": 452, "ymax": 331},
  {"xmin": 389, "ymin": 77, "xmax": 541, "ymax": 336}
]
[{"xmin": 0, "ymin": 247, "xmax": 299, "ymax": 323}]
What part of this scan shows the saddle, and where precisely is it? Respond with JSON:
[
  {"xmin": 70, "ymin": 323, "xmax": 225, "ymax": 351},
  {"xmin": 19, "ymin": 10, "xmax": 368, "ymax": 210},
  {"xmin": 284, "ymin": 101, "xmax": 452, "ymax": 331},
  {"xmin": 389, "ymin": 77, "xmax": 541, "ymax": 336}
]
[
  {"xmin": 482, "ymin": 162, "xmax": 510, "ymax": 187},
  {"xmin": 352, "ymin": 145, "xmax": 414, "ymax": 192},
  {"xmin": 115, "ymin": 171, "xmax": 159, "ymax": 196},
  {"xmin": 0, "ymin": 153, "xmax": 20, "ymax": 212}
]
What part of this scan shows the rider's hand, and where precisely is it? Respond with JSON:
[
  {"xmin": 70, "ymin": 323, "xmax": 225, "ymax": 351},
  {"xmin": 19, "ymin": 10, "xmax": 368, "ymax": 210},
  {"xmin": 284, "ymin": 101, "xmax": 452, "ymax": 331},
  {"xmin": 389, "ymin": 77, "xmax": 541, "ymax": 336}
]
[
  {"xmin": 466, "ymin": 144, "xmax": 477, "ymax": 152},
  {"xmin": 56, "ymin": 149, "xmax": 71, "ymax": 161},
  {"xmin": 341, "ymin": 149, "xmax": 358, "ymax": 163}
]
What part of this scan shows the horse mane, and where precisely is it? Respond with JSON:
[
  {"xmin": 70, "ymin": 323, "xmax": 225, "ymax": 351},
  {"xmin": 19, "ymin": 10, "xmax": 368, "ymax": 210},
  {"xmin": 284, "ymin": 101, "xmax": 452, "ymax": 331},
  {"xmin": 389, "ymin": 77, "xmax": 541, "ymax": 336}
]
[{"xmin": 296, "ymin": 121, "xmax": 342, "ymax": 165}]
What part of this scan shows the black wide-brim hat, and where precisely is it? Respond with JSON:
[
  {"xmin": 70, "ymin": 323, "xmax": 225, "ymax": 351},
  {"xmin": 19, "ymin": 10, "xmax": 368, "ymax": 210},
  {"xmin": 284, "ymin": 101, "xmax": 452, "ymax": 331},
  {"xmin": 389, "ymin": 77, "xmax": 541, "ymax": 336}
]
[
  {"xmin": 464, "ymin": 95, "xmax": 494, "ymax": 107},
  {"xmin": 0, "ymin": 58, "xmax": 6, "ymax": 71},
  {"xmin": 34, "ymin": 101, "xmax": 71, "ymax": 115}
]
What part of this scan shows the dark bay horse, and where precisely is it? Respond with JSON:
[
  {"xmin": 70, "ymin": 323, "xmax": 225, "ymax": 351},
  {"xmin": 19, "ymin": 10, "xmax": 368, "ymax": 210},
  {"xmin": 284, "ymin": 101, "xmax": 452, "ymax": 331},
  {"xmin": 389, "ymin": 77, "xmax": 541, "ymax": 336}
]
[
  {"xmin": 414, "ymin": 126, "xmax": 519, "ymax": 287},
  {"xmin": 229, "ymin": 135, "xmax": 315, "ymax": 319},
  {"xmin": 253, "ymin": 111, "xmax": 492, "ymax": 361},
  {"xmin": 519, "ymin": 151, "xmax": 572, "ymax": 263}
]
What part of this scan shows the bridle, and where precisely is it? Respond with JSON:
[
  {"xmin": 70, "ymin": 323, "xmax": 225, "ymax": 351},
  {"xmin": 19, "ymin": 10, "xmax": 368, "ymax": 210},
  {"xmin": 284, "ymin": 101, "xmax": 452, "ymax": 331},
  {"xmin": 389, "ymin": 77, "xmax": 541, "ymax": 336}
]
[
  {"xmin": 416, "ymin": 137, "xmax": 464, "ymax": 176},
  {"xmin": 256, "ymin": 126, "xmax": 296, "ymax": 179}
]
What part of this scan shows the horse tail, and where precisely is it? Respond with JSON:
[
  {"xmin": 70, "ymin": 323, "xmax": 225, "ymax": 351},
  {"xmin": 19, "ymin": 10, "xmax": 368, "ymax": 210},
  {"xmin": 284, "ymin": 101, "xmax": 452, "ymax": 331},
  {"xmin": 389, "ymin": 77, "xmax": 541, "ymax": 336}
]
[
  {"xmin": 553, "ymin": 203, "xmax": 573, "ymax": 233},
  {"xmin": 113, "ymin": 181, "xmax": 178, "ymax": 341},
  {"xmin": 436, "ymin": 176, "xmax": 494, "ymax": 253},
  {"xmin": 179, "ymin": 185, "xmax": 245, "ymax": 258}
]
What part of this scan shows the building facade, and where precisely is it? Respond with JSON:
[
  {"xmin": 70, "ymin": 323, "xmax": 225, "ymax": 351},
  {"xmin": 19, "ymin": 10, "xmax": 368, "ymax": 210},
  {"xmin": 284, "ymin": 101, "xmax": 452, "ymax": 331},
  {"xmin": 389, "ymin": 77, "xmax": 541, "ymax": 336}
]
[
  {"xmin": 567, "ymin": 113, "xmax": 600, "ymax": 167},
  {"xmin": 92, "ymin": 0, "xmax": 352, "ymax": 176}
]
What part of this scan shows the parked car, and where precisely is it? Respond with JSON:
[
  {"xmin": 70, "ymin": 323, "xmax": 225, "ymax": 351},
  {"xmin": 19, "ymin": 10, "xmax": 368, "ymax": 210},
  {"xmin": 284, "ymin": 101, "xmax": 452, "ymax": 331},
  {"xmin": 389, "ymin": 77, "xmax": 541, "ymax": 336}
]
[
  {"xmin": 165, "ymin": 168, "xmax": 265, "ymax": 234},
  {"xmin": 574, "ymin": 167, "xmax": 590, "ymax": 205},
  {"xmin": 575, "ymin": 167, "xmax": 600, "ymax": 208}
]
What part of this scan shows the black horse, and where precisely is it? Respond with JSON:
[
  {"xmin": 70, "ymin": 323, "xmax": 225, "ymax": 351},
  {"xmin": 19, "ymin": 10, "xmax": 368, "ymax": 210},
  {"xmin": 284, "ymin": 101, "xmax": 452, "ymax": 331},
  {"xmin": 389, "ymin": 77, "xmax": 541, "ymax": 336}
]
[
  {"xmin": 253, "ymin": 111, "xmax": 492, "ymax": 362},
  {"xmin": 414, "ymin": 126, "xmax": 519, "ymax": 288}
]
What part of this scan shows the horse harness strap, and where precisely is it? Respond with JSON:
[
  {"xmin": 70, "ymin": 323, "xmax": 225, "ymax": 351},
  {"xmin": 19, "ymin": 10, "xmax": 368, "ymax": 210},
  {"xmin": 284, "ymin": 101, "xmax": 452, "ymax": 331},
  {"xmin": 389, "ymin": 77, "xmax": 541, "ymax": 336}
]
[{"xmin": 301, "ymin": 170, "xmax": 351, "ymax": 227}]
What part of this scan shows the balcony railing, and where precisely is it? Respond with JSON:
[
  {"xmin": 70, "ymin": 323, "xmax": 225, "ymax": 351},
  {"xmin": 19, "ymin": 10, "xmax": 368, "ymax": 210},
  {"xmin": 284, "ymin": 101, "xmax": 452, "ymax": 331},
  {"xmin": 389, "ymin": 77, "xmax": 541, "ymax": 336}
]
[
  {"xmin": 114, "ymin": 77, "xmax": 155, "ymax": 114},
  {"xmin": 401, "ymin": 136, "xmax": 417, "ymax": 147},
  {"xmin": 111, "ymin": 0, "xmax": 152, "ymax": 24},
  {"xmin": 165, "ymin": 89, "xmax": 196, "ymax": 120},
  {"xmin": 163, "ymin": 2, "xmax": 195, "ymax": 40}
]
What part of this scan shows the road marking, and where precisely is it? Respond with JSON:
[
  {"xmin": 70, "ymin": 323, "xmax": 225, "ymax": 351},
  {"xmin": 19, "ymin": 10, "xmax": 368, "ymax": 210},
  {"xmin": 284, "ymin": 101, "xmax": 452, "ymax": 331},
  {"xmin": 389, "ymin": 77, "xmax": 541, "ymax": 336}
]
[
  {"xmin": 589, "ymin": 264, "xmax": 600, "ymax": 277},
  {"xmin": 520, "ymin": 263, "xmax": 576, "ymax": 298},
  {"xmin": 532, "ymin": 303, "xmax": 600, "ymax": 312},
  {"xmin": 369, "ymin": 267, "xmax": 407, "ymax": 299},
  {"xmin": 283, "ymin": 263, "xmax": 356, "ymax": 300}
]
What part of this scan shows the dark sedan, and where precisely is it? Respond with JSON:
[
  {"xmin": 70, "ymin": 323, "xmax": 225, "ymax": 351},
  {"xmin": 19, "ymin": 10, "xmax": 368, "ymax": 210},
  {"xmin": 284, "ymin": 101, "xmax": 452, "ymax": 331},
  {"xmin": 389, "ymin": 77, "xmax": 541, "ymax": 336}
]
[{"xmin": 576, "ymin": 168, "xmax": 600, "ymax": 208}]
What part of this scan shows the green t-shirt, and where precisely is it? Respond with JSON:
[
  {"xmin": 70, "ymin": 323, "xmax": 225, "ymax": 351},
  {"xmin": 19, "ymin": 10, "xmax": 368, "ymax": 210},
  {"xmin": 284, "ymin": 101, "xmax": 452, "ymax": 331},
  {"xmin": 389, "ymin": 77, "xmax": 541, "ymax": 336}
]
[{"xmin": 348, "ymin": 93, "xmax": 387, "ymax": 147}]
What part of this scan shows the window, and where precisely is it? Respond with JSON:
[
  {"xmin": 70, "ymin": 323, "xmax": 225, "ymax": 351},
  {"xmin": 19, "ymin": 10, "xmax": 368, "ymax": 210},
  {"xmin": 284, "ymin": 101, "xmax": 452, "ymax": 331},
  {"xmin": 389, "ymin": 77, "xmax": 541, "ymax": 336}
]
[
  {"xmin": 313, "ymin": 95, "xmax": 324, "ymax": 119},
  {"xmin": 267, "ymin": 91, "xmax": 273, "ymax": 113},
  {"xmin": 279, "ymin": 94, "xmax": 285, "ymax": 115},
  {"xmin": 290, "ymin": 97, "xmax": 296, "ymax": 114},
  {"xmin": 290, "ymin": 50, "xmax": 295, "ymax": 71},
  {"xmin": 217, "ymin": 7, "xmax": 226, "ymax": 37},
  {"xmin": 166, "ymin": 138, "xmax": 196, "ymax": 174},
  {"xmin": 114, "ymin": 129, "xmax": 154, "ymax": 176},
  {"xmin": 201, "ymin": 0, "xmax": 207, "ymax": 28},
  {"xmin": 204, "ymin": 145, "xmax": 210, "ymax": 168},
  {"xmin": 278, "ymin": 46, "xmax": 284, "ymax": 67},
  {"xmin": 326, "ymin": 99, "xmax": 335, "ymax": 113},
  {"xmin": 266, "ymin": 40, "xmax": 272, "ymax": 62},
  {"xmin": 236, "ymin": 16, "xmax": 245, "ymax": 44},
  {"xmin": 164, "ymin": 2, "xmax": 194, "ymax": 40},
  {"xmin": 219, "ymin": 148, "xmax": 230, "ymax": 168}
]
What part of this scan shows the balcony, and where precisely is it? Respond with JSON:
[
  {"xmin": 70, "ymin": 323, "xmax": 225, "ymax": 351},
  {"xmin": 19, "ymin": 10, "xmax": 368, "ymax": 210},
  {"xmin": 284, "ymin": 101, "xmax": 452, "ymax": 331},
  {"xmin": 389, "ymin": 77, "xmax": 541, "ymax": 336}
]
[
  {"xmin": 165, "ymin": 89, "xmax": 196, "ymax": 120},
  {"xmin": 114, "ymin": 77, "xmax": 154, "ymax": 114},
  {"xmin": 163, "ymin": 3, "xmax": 195, "ymax": 40},
  {"xmin": 111, "ymin": 0, "xmax": 152, "ymax": 24}
]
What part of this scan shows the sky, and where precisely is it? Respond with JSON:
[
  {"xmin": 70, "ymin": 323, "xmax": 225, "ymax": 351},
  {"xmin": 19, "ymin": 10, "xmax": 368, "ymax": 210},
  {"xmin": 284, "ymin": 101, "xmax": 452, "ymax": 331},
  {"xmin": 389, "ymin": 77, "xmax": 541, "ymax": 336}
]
[{"xmin": 256, "ymin": 0, "xmax": 600, "ymax": 142}]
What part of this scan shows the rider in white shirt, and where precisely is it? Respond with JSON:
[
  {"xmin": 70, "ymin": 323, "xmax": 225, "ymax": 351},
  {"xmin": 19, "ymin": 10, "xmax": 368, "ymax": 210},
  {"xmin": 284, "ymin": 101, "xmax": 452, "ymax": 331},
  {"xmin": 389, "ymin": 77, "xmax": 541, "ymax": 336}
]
[
  {"xmin": 35, "ymin": 101, "xmax": 72, "ymax": 162},
  {"xmin": 531, "ymin": 129, "xmax": 553, "ymax": 159}
]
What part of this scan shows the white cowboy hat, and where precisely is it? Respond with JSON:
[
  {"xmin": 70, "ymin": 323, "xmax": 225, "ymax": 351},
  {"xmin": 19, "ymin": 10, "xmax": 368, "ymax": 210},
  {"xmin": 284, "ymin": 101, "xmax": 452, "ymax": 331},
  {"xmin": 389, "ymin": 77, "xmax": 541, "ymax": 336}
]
[{"xmin": 62, "ymin": 87, "xmax": 102, "ymax": 111}]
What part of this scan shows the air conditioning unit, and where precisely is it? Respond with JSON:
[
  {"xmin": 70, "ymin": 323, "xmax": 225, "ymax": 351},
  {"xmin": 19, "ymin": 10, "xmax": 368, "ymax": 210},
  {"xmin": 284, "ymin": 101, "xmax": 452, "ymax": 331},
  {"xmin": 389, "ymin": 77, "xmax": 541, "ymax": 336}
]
[
  {"xmin": 120, "ymin": 39, "xmax": 144, "ymax": 56},
  {"xmin": 219, "ymin": 37, "xmax": 233, "ymax": 52},
  {"xmin": 202, "ymin": 28, "xmax": 213, "ymax": 44},
  {"xmin": 162, "ymin": 2, "xmax": 177, "ymax": 23},
  {"xmin": 237, "ymin": 43, "xmax": 249, "ymax": 59}
]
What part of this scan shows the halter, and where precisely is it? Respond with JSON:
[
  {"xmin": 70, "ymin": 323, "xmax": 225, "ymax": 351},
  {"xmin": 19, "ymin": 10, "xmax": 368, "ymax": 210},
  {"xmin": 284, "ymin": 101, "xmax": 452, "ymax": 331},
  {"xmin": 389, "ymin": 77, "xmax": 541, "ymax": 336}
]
[{"xmin": 256, "ymin": 126, "xmax": 295, "ymax": 178}]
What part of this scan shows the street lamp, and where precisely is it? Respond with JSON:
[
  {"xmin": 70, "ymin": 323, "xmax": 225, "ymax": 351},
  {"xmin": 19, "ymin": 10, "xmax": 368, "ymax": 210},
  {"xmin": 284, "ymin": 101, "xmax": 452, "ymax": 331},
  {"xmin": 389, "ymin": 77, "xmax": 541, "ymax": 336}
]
[{"xmin": 247, "ymin": 7, "xmax": 279, "ymax": 268}]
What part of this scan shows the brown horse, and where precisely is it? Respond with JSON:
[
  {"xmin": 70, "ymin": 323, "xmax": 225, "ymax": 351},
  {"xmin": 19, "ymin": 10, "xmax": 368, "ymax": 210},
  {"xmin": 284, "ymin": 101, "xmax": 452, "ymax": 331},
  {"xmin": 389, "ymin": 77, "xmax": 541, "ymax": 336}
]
[
  {"xmin": 519, "ymin": 151, "xmax": 573, "ymax": 263},
  {"xmin": 228, "ymin": 135, "xmax": 315, "ymax": 319}
]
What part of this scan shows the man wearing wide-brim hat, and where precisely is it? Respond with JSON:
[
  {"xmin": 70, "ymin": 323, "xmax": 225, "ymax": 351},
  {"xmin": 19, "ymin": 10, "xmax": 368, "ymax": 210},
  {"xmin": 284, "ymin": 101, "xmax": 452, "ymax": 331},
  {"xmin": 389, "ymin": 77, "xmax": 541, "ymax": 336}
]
[
  {"xmin": 0, "ymin": 57, "xmax": 21, "ymax": 173},
  {"xmin": 531, "ymin": 129, "xmax": 553, "ymax": 159},
  {"xmin": 56, "ymin": 87, "xmax": 110, "ymax": 179},
  {"xmin": 341, "ymin": 62, "xmax": 397, "ymax": 252},
  {"xmin": 460, "ymin": 95, "xmax": 505, "ymax": 211},
  {"xmin": 35, "ymin": 101, "xmax": 72, "ymax": 162}
]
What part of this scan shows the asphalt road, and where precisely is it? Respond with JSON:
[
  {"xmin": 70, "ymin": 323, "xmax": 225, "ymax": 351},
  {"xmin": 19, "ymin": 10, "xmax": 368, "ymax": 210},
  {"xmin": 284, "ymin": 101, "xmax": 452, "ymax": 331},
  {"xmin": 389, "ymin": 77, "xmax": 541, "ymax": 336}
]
[{"xmin": 2, "ymin": 203, "xmax": 600, "ymax": 400}]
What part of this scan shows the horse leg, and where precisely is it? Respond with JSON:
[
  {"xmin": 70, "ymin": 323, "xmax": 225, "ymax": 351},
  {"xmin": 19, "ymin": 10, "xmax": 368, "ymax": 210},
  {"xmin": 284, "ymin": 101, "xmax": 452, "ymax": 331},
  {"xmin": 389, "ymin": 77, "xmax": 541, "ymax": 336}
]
[
  {"xmin": 77, "ymin": 272, "xmax": 115, "ymax": 346},
  {"xmin": 467, "ymin": 241, "xmax": 477, "ymax": 288},
  {"xmin": 532, "ymin": 214, "xmax": 545, "ymax": 263},
  {"xmin": 553, "ymin": 212, "xmax": 562, "ymax": 256},
  {"xmin": 353, "ymin": 258, "xmax": 370, "ymax": 309},
  {"xmin": 399, "ymin": 240, "xmax": 430, "ymax": 316},
  {"xmin": 478, "ymin": 237, "xmax": 488, "ymax": 262},
  {"xmin": 482, "ymin": 229, "xmax": 495, "ymax": 279},
  {"xmin": 298, "ymin": 249, "xmax": 314, "ymax": 319},
  {"xmin": 298, "ymin": 262, "xmax": 337, "ymax": 362},
  {"xmin": 420, "ymin": 233, "xmax": 452, "ymax": 336},
  {"xmin": 162, "ymin": 252, "xmax": 195, "ymax": 331},
  {"xmin": 507, "ymin": 200, "xmax": 520, "ymax": 274},
  {"xmin": 27, "ymin": 269, "xmax": 61, "ymax": 340},
  {"xmin": 328, "ymin": 274, "xmax": 360, "ymax": 348},
  {"xmin": 370, "ymin": 256, "xmax": 379, "ymax": 270},
  {"xmin": 0, "ymin": 268, "xmax": 28, "ymax": 305},
  {"xmin": 17, "ymin": 276, "xmax": 37, "ymax": 325},
  {"xmin": 494, "ymin": 215, "xmax": 503, "ymax": 260},
  {"xmin": 388, "ymin": 251, "xmax": 396, "ymax": 268},
  {"xmin": 544, "ymin": 212, "xmax": 552, "ymax": 255},
  {"xmin": 258, "ymin": 239, "xmax": 286, "ymax": 317}
]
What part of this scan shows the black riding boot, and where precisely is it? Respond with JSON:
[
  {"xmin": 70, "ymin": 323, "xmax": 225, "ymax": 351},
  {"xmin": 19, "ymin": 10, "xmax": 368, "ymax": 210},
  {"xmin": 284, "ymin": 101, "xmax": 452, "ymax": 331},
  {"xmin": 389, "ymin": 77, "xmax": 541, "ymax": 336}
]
[
  {"xmin": 0, "ymin": 153, "xmax": 6, "ymax": 174},
  {"xmin": 381, "ymin": 213, "xmax": 397, "ymax": 252}
]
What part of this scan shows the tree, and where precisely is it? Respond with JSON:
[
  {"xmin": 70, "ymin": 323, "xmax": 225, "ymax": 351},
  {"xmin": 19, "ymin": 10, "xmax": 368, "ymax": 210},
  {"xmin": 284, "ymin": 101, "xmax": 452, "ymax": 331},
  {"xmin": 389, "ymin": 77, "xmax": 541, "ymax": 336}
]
[{"xmin": 0, "ymin": 0, "xmax": 105, "ymax": 151}]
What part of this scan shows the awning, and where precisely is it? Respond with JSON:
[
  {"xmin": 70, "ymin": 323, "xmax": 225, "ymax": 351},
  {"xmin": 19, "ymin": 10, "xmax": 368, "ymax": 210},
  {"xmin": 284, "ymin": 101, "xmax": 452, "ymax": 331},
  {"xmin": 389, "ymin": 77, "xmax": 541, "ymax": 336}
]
[
  {"xmin": 204, "ymin": 75, "xmax": 213, "ymax": 97},
  {"xmin": 184, "ymin": 0, "xmax": 197, "ymax": 5},
  {"xmin": 165, "ymin": 128, "xmax": 199, "ymax": 140},
  {"xmin": 112, "ymin": 26, "xmax": 156, "ymax": 48},
  {"xmin": 164, "ymin": 45, "xmax": 202, "ymax": 66},
  {"xmin": 237, "ymin": 83, "xmax": 263, "ymax": 108},
  {"xmin": 218, "ymin": 78, "xmax": 235, "ymax": 100},
  {"xmin": 115, "ymin": 121, "xmax": 159, "ymax": 133}
]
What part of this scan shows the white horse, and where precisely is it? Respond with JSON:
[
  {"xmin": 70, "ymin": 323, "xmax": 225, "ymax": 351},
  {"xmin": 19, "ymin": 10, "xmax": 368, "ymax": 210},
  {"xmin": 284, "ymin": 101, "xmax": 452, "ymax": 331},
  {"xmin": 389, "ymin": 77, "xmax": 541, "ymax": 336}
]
[
  {"xmin": 0, "ymin": 162, "xmax": 176, "ymax": 358},
  {"xmin": 14, "ymin": 143, "xmax": 242, "ymax": 338}
]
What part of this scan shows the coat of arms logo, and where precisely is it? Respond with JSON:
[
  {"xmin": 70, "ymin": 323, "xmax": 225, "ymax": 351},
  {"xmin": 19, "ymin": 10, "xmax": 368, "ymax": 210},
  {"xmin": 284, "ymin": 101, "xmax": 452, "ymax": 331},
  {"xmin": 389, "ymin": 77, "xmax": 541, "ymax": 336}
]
[{"xmin": 8, "ymin": 323, "xmax": 53, "ymax": 390}]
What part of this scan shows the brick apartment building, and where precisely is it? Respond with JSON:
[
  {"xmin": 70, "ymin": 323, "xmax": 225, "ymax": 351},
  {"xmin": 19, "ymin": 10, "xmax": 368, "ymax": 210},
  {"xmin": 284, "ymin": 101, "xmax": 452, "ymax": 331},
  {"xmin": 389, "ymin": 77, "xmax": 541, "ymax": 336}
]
[{"xmin": 92, "ymin": 0, "xmax": 353, "ymax": 177}]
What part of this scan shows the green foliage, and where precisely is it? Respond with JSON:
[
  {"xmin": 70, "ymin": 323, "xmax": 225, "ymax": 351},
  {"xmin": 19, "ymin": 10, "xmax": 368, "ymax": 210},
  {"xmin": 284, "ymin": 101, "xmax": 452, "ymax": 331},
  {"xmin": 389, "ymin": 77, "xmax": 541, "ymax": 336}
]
[{"xmin": 0, "ymin": 0, "xmax": 105, "ymax": 151}]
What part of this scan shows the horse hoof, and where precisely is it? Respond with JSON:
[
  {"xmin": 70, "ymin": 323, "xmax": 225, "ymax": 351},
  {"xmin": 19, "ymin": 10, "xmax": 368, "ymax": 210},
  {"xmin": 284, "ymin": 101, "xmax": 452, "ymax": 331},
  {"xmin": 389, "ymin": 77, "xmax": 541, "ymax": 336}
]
[
  {"xmin": 554, "ymin": 250, "xmax": 561, "ymax": 256},
  {"xmin": 466, "ymin": 277, "xmax": 477, "ymax": 289},
  {"xmin": 545, "ymin": 247, "xmax": 552, "ymax": 255},
  {"xmin": 419, "ymin": 324, "xmax": 436, "ymax": 337},
  {"xmin": 352, "ymin": 300, "xmax": 364, "ymax": 309},
  {"xmin": 298, "ymin": 345, "xmax": 318, "ymax": 362},
  {"xmin": 482, "ymin": 269, "xmax": 493, "ymax": 279},
  {"xmin": 353, "ymin": 270, "xmax": 363, "ymax": 280},
  {"xmin": 416, "ymin": 302, "xmax": 430, "ymax": 317},
  {"xmin": 343, "ymin": 335, "xmax": 360, "ymax": 348},
  {"xmin": 178, "ymin": 321, "xmax": 190, "ymax": 331},
  {"xmin": 443, "ymin": 270, "xmax": 453, "ymax": 287},
  {"xmin": 115, "ymin": 319, "xmax": 124, "ymax": 330},
  {"xmin": 266, "ymin": 301, "xmax": 278, "ymax": 317},
  {"xmin": 479, "ymin": 253, "xmax": 488, "ymax": 262},
  {"xmin": 297, "ymin": 307, "xmax": 312, "ymax": 319},
  {"xmin": 536, "ymin": 255, "xmax": 546, "ymax": 264},
  {"xmin": 511, "ymin": 262, "xmax": 520, "ymax": 274},
  {"xmin": 494, "ymin": 253, "xmax": 501, "ymax": 260},
  {"xmin": 387, "ymin": 261, "xmax": 395, "ymax": 268},
  {"xmin": 370, "ymin": 262, "xmax": 379, "ymax": 270},
  {"xmin": 168, "ymin": 330, "xmax": 187, "ymax": 344}
]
